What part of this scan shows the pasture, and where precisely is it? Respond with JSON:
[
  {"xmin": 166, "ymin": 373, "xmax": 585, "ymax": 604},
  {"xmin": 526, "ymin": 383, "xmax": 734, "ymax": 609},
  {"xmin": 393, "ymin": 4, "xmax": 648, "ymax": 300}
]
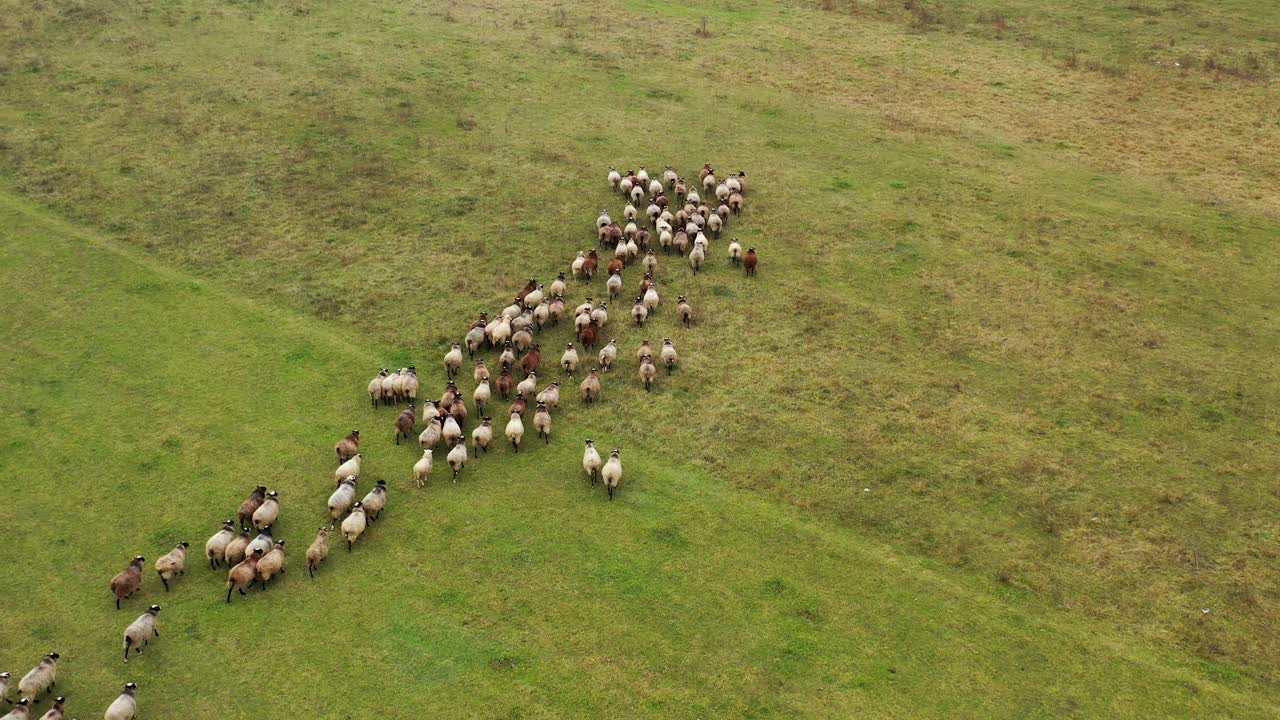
[{"xmin": 1, "ymin": 1, "xmax": 1278, "ymax": 718}]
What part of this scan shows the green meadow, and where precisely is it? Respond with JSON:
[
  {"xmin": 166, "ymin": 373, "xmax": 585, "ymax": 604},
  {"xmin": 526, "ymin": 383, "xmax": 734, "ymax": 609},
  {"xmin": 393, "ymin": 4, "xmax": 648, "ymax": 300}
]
[{"xmin": 0, "ymin": 1, "xmax": 1277, "ymax": 717}]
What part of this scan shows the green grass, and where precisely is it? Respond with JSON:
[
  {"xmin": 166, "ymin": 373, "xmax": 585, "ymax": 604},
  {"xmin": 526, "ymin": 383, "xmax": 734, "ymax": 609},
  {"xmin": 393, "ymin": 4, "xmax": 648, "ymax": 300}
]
[{"xmin": 0, "ymin": 0, "xmax": 1278, "ymax": 717}]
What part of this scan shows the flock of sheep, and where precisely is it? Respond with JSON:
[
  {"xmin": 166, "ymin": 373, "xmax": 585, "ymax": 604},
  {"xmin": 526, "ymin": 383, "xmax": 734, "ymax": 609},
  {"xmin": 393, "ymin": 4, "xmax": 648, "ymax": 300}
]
[{"xmin": 0, "ymin": 163, "xmax": 755, "ymax": 720}]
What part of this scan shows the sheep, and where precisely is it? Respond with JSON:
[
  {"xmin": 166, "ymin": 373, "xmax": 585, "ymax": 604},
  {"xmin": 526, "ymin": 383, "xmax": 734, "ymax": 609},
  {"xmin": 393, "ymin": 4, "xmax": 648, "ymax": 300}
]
[
  {"xmin": 664, "ymin": 166, "xmax": 678, "ymax": 187},
  {"xmin": 471, "ymin": 360, "xmax": 490, "ymax": 386},
  {"xmin": 607, "ymin": 167, "xmax": 620, "ymax": 190},
  {"xmin": 648, "ymin": 178, "xmax": 663, "ymax": 197},
  {"xmin": 334, "ymin": 454, "xmax": 362, "ymax": 485},
  {"xmin": 341, "ymin": 502, "xmax": 367, "ymax": 552},
  {"xmin": 675, "ymin": 177, "xmax": 687, "ymax": 200},
  {"xmin": 362, "ymin": 480, "xmax": 388, "ymax": 522},
  {"xmin": 1, "ymin": 698, "xmax": 28, "ymax": 720},
  {"xmin": 442, "ymin": 414, "xmax": 463, "ymax": 448},
  {"xmin": 306, "ymin": 527, "xmax": 329, "ymax": 578},
  {"xmin": 646, "ymin": 201, "xmax": 661, "ymax": 223},
  {"xmin": 639, "ymin": 354, "xmax": 657, "ymax": 392},
  {"xmin": 715, "ymin": 182, "xmax": 730, "ymax": 204},
  {"xmin": 687, "ymin": 190, "xmax": 701, "ymax": 206},
  {"xmin": 520, "ymin": 344, "xmax": 542, "ymax": 376},
  {"xmin": 591, "ymin": 303, "xmax": 609, "ymax": 327},
  {"xmin": 495, "ymin": 366, "xmax": 514, "ymax": 400},
  {"xmin": 531, "ymin": 402, "xmax": 552, "ymax": 444},
  {"xmin": 661, "ymin": 338, "xmax": 679, "ymax": 373},
  {"xmin": 508, "ymin": 391, "xmax": 528, "ymax": 417},
  {"xmin": 471, "ymin": 417, "xmax": 493, "ymax": 457},
  {"xmin": 380, "ymin": 368, "xmax": 400, "ymax": 406},
  {"xmin": 744, "ymin": 247, "xmax": 758, "ymax": 276},
  {"xmin": 717, "ymin": 203, "xmax": 731, "ymax": 221},
  {"xmin": 335, "ymin": 430, "xmax": 360, "ymax": 464},
  {"xmin": 205, "ymin": 520, "xmax": 236, "ymax": 570},
  {"xmin": 110, "ymin": 556, "xmax": 145, "ymax": 609},
  {"xmin": 606, "ymin": 270, "xmax": 623, "ymax": 299},
  {"xmin": 505, "ymin": 410, "xmax": 525, "ymax": 452},
  {"xmin": 223, "ymin": 530, "xmax": 250, "ymax": 567},
  {"xmin": 631, "ymin": 297, "xmax": 648, "ymax": 326},
  {"xmin": 252, "ymin": 490, "xmax": 279, "ymax": 530},
  {"xmin": 574, "ymin": 309, "xmax": 592, "ymax": 336},
  {"xmin": 623, "ymin": 220, "xmax": 638, "ymax": 243},
  {"xmin": 644, "ymin": 284, "xmax": 660, "ymax": 315},
  {"xmin": 517, "ymin": 371, "xmax": 538, "ymax": 399},
  {"xmin": 499, "ymin": 341, "xmax": 517, "ymax": 370},
  {"xmin": 440, "ymin": 381, "xmax": 460, "ymax": 410},
  {"xmin": 707, "ymin": 212, "xmax": 722, "ymax": 237},
  {"xmin": 367, "ymin": 369, "xmax": 388, "ymax": 408},
  {"xmin": 533, "ymin": 299, "xmax": 550, "ymax": 330},
  {"xmin": 17, "ymin": 654, "xmax": 57, "ymax": 700},
  {"xmin": 524, "ymin": 282, "xmax": 544, "ymax": 308},
  {"xmin": 629, "ymin": 184, "xmax": 644, "ymax": 205},
  {"xmin": 391, "ymin": 368, "xmax": 408, "ymax": 402},
  {"xmin": 252, "ymin": 540, "xmax": 285, "ymax": 590},
  {"xmin": 625, "ymin": 237, "xmax": 640, "ymax": 263},
  {"xmin": 237, "ymin": 486, "xmax": 267, "ymax": 531},
  {"xmin": 602, "ymin": 449, "xmax": 623, "ymax": 500},
  {"xmin": 561, "ymin": 344, "xmax": 580, "ymax": 376},
  {"xmin": 419, "ymin": 416, "xmax": 442, "ymax": 449},
  {"xmin": 675, "ymin": 296, "xmax": 694, "ymax": 328},
  {"xmin": 580, "ymin": 368, "xmax": 602, "ymax": 404},
  {"xmin": 537, "ymin": 382, "xmax": 560, "ymax": 408},
  {"xmin": 394, "ymin": 404, "xmax": 416, "ymax": 445},
  {"xmin": 423, "ymin": 398, "xmax": 442, "ymax": 424},
  {"xmin": 472, "ymin": 379, "xmax": 491, "ymax": 415},
  {"xmin": 39, "ymin": 696, "xmax": 65, "ymax": 720},
  {"xmin": 154, "ymin": 542, "xmax": 188, "ymax": 591},
  {"xmin": 727, "ymin": 238, "xmax": 743, "ymax": 265},
  {"xmin": 246, "ymin": 526, "xmax": 274, "ymax": 559},
  {"xmin": 608, "ymin": 254, "xmax": 624, "ymax": 275},
  {"xmin": 583, "ymin": 249, "xmax": 598, "ymax": 280},
  {"xmin": 103, "ymin": 683, "xmax": 138, "ymax": 720},
  {"xmin": 549, "ymin": 296, "xmax": 567, "ymax": 325},
  {"xmin": 637, "ymin": 339, "xmax": 653, "ymax": 362},
  {"xmin": 226, "ymin": 548, "xmax": 263, "ymax": 602},
  {"xmin": 549, "ymin": 272, "xmax": 567, "ymax": 298},
  {"xmin": 0, "ymin": 671, "xmax": 10, "ymax": 706},
  {"xmin": 122, "ymin": 605, "xmax": 161, "ymax": 662},
  {"xmin": 703, "ymin": 171, "xmax": 717, "ymax": 193},
  {"xmin": 328, "ymin": 478, "xmax": 357, "ymax": 527},
  {"xmin": 444, "ymin": 344, "xmax": 463, "ymax": 379},
  {"xmin": 636, "ymin": 166, "xmax": 650, "ymax": 185},
  {"xmin": 659, "ymin": 229, "xmax": 673, "ymax": 254},
  {"xmin": 689, "ymin": 240, "xmax": 706, "ymax": 273},
  {"xmin": 488, "ymin": 315, "xmax": 512, "ymax": 347},
  {"xmin": 623, "ymin": 205, "xmax": 638, "ymax": 224},
  {"xmin": 642, "ymin": 250, "xmax": 658, "ymax": 274},
  {"xmin": 594, "ymin": 341, "xmax": 616, "ymax": 373},
  {"xmin": 579, "ymin": 318, "xmax": 600, "ymax": 350},
  {"xmin": 596, "ymin": 209, "xmax": 612, "ymax": 228},
  {"xmin": 413, "ymin": 449, "xmax": 434, "ymax": 488},
  {"xmin": 571, "ymin": 251, "xmax": 587, "ymax": 279},
  {"xmin": 728, "ymin": 192, "xmax": 744, "ymax": 216},
  {"xmin": 449, "ymin": 394, "xmax": 469, "ymax": 428},
  {"xmin": 673, "ymin": 230, "xmax": 689, "ymax": 255},
  {"xmin": 726, "ymin": 173, "xmax": 742, "ymax": 194},
  {"xmin": 447, "ymin": 437, "xmax": 468, "ymax": 481}
]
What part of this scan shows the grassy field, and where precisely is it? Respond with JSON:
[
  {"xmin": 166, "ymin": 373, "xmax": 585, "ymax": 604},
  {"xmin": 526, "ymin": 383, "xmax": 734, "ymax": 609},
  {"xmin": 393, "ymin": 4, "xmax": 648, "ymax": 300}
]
[{"xmin": 1, "ymin": 0, "xmax": 1278, "ymax": 717}]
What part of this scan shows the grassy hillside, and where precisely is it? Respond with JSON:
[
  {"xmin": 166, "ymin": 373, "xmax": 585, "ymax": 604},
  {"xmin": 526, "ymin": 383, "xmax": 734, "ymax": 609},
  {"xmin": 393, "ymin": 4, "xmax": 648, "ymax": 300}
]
[{"xmin": 1, "ymin": 0, "xmax": 1278, "ymax": 716}]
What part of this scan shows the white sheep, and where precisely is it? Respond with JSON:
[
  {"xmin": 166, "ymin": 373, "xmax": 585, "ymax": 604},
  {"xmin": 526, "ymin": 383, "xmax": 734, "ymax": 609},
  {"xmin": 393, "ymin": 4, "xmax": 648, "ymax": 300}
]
[
  {"xmin": 328, "ymin": 478, "xmax": 358, "ymax": 527},
  {"xmin": 122, "ymin": 606, "xmax": 161, "ymax": 662},
  {"xmin": 367, "ymin": 369, "xmax": 388, "ymax": 408},
  {"xmin": 334, "ymin": 454, "xmax": 362, "ymax": 484},
  {"xmin": 607, "ymin": 167, "xmax": 621, "ymax": 189},
  {"xmin": 447, "ymin": 438, "xmax": 468, "ymax": 480},
  {"xmin": 583, "ymin": 440, "xmax": 602, "ymax": 485},
  {"xmin": 505, "ymin": 411, "xmax": 525, "ymax": 452},
  {"xmin": 728, "ymin": 238, "xmax": 742, "ymax": 265},
  {"xmin": 599, "ymin": 340, "xmax": 618, "ymax": 372},
  {"xmin": 661, "ymin": 338, "xmax": 679, "ymax": 373},
  {"xmin": 689, "ymin": 240, "xmax": 706, "ymax": 273},
  {"xmin": 103, "ymin": 682, "xmax": 138, "ymax": 720},
  {"xmin": 413, "ymin": 449, "xmax": 433, "ymax": 488},
  {"xmin": 602, "ymin": 449, "xmax": 623, "ymax": 500},
  {"xmin": 561, "ymin": 344, "xmax": 579, "ymax": 375}
]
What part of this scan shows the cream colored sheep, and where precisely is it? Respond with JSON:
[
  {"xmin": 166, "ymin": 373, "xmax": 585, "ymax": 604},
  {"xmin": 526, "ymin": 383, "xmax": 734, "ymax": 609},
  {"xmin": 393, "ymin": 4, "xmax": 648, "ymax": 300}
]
[
  {"xmin": 103, "ymin": 682, "xmax": 137, "ymax": 720},
  {"xmin": 123, "ymin": 606, "xmax": 161, "ymax": 662},
  {"xmin": 505, "ymin": 410, "xmax": 525, "ymax": 452},
  {"xmin": 154, "ymin": 542, "xmax": 188, "ymax": 591}
]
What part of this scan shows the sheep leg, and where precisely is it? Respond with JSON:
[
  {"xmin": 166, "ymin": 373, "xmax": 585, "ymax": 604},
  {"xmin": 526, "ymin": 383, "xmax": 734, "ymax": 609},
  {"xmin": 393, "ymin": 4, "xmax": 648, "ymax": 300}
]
[
  {"xmin": 309, "ymin": 564, "xmax": 315, "ymax": 579},
  {"xmin": 226, "ymin": 587, "xmax": 233, "ymax": 603},
  {"xmin": 125, "ymin": 640, "xmax": 131, "ymax": 662},
  {"xmin": 116, "ymin": 597, "xmax": 121, "ymax": 610},
  {"xmin": 154, "ymin": 627, "xmax": 160, "ymax": 637}
]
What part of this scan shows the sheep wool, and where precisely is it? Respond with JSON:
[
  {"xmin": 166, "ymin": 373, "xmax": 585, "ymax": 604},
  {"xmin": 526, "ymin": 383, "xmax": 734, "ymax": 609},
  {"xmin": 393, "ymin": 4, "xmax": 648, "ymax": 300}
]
[
  {"xmin": 123, "ymin": 605, "xmax": 160, "ymax": 662},
  {"xmin": 154, "ymin": 541, "xmax": 189, "ymax": 591},
  {"xmin": 103, "ymin": 682, "xmax": 137, "ymax": 720}
]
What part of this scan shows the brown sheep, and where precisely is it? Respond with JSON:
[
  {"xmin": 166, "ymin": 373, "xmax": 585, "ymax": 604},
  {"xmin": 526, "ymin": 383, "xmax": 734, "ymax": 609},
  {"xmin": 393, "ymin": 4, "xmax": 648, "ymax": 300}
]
[
  {"xmin": 394, "ymin": 403, "xmax": 416, "ymax": 445},
  {"xmin": 335, "ymin": 430, "xmax": 360, "ymax": 463},
  {"xmin": 110, "ymin": 556, "xmax": 145, "ymax": 610},
  {"xmin": 744, "ymin": 247, "xmax": 758, "ymax": 277},
  {"xmin": 580, "ymin": 368, "xmax": 602, "ymax": 404},
  {"xmin": 306, "ymin": 528, "xmax": 330, "ymax": 578},
  {"xmin": 236, "ymin": 486, "xmax": 267, "ymax": 531},
  {"xmin": 520, "ymin": 344, "xmax": 542, "ymax": 377},
  {"xmin": 226, "ymin": 548, "xmax": 263, "ymax": 603},
  {"xmin": 496, "ymin": 365, "xmax": 514, "ymax": 400}
]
